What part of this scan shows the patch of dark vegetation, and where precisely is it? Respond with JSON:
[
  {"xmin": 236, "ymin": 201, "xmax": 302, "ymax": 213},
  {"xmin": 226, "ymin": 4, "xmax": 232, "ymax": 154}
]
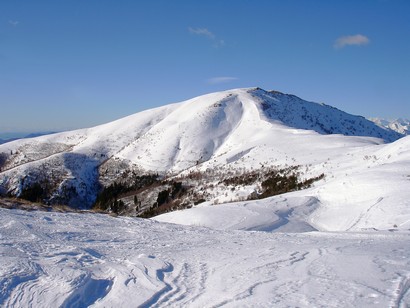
[
  {"xmin": 20, "ymin": 182, "xmax": 47, "ymax": 202},
  {"xmin": 0, "ymin": 196, "xmax": 95, "ymax": 213},
  {"xmin": 19, "ymin": 177, "xmax": 54, "ymax": 203},
  {"xmin": 6, "ymin": 160, "xmax": 325, "ymax": 218},
  {"xmin": 93, "ymin": 182, "xmax": 129, "ymax": 212},
  {"xmin": 259, "ymin": 170, "xmax": 298, "ymax": 199},
  {"xmin": 92, "ymin": 165, "xmax": 325, "ymax": 219},
  {"xmin": 138, "ymin": 181, "xmax": 191, "ymax": 218},
  {"xmin": 221, "ymin": 172, "xmax": 259, "ymax": 186},
  {"xmin": 221, "ymin": 165, "xmax": 324, "ymax": 200},
  {"xmin": 299, "ymin": 173, "xmax": 325, "ymax": 188},
  {"xmin": 0, "ymin": 152, "xmax": 8, "ymax": 171},
  {"xmin": 194, "ymin": 198, "xmax": 206, "ymax": 205},
  {"xmin": 93, "ymin": 174, "xmax": 161, "ymax": 214},
  {"xmin": 258, "ymin": 170, "xmax": 324, "ymax": 199}
]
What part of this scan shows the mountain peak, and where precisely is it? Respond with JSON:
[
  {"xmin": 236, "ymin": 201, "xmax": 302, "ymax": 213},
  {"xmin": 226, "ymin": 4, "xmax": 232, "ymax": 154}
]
[
  {"xmin": 0, "ymin": 87, "xmax": 405, "ymax": 208},
  {"xmin": 247, "ymin": 89, "xmax": 402, "ymax": 142}
]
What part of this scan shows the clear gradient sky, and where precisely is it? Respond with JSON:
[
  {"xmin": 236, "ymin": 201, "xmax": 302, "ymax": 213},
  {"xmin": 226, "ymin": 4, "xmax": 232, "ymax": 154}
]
[{"xmin": 1, "ymin": 0, "xmax": 409, "ymax": 134}]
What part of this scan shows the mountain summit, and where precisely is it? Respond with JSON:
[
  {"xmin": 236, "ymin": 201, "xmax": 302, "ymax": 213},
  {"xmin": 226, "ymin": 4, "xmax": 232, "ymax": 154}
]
[{"xmin": 0, "ymin": 87, "xmax": 405, "ymax": 209}]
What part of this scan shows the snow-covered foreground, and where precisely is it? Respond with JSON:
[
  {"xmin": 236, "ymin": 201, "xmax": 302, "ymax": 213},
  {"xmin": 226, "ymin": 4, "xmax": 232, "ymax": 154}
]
[
  {"xmin": 154, "ymin": 196, "xmax": 320, "ymax": 233},
  {"xmin": 1, "ymin": 208, "xmax": 409, "ymax": 307}
]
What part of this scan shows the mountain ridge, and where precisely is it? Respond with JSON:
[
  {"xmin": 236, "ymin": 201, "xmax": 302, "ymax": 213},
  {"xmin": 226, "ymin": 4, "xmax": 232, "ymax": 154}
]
[
  {"xmin": 0, "ymin": 131, "xmax": 57, "ymax": 145},
  {"xmin": 369, "ymin": 117, "xmax": 410, "ymax": 135},
  {"xmin": 0, "ymin": 87, "xmax": 407, "ymax": 219}
]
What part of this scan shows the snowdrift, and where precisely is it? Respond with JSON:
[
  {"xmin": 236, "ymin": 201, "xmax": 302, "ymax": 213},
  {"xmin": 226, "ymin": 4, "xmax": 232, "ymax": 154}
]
[{"xmin": 1, "ymin": 208, "xmax": 409, "ymax": 307}]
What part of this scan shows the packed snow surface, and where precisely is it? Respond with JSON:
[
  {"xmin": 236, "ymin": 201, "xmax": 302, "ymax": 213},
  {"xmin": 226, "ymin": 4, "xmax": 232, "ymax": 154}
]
[{"xmin": 1, "ymin": 207, "xmax": 410, "ymax": 307}]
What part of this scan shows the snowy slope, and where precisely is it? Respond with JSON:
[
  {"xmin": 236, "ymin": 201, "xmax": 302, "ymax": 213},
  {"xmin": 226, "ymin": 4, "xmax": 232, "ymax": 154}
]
[
  {"xmin": 1, "ymin": 88, "xmax": 410, "ymax": 306},
  {"xmin": 1, "ymin": 207, "xmax": 409, "ymax": 307},
  {"xmin": 0, "ymin": 104, "xmax": 179, "ymax": 206},
  {"xmin": 0, "ymin": 88, "xmax": 402, "ymax": 208},
  {"xmin": 258, "ymin": 90, "xmax": 402, "ymax": 141},
  {"xmin": 155, "ymin": 196, "xmax": 320, "ymax": 233},
  {"xmin": 156, "ymin": 135, "xmax": 410, "ymax": 232}
]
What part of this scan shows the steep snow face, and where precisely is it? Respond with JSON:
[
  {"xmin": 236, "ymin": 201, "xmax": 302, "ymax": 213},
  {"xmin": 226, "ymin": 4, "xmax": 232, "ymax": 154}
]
[
  {"xmin": 370, "ymin": 118, "xmax": 410, "ymax": 135},
  {"xmin": 254, "ymin": 89, "xmax": 403, "ymax": 142},
  {"xmin": 116, "ymin": 90, "xmax": 252, "ymax": 171},
  {"xmin": 1, "ymin": 208, "xmax": 410, "ymax": 307},
  {"xmin": 0, "ymin": 87, "xmax": 404, "ymax": 208}
]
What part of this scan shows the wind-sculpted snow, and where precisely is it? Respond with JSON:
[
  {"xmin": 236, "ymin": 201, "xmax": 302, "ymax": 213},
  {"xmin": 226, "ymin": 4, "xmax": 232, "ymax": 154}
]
[
  {"xmin": 155, "ymin": 196, "xmax": 320, "ymax": 233},
  {"xmin": 0, "ymin": 208, "xmax": 410, "ymax": 307}
]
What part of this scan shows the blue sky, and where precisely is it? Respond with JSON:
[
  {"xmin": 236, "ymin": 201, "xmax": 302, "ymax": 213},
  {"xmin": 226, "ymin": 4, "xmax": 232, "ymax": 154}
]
[{"xmin": 1, "ymin": 0, "xmax": 409, "ymax": 134}]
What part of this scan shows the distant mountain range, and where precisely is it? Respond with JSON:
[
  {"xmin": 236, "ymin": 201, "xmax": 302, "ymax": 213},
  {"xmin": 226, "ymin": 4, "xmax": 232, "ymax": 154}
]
[
  {"xmin": 369, "ymin": 118, "xmax": 410, "ymax": 135},
  {"xmin": 0, "ymin": 132, "xmax": 57, "ymax": 145},
  {"xmin": 0, "ymin": 87, "xmax": 409, "ymax": 232}
]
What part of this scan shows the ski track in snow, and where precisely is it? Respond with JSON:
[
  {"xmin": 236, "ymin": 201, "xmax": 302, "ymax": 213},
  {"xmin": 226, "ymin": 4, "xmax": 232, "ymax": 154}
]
[
  {"xmin": 1, "ymin": 208, "xmax": 410, "ymax": 307},
  {"xmin": 391, "ymin": 275, "xmax": 410, "ymax": 308},
  {"xmin": 347, "ymin": 197, "xmax": 384, "ymax": 231}
]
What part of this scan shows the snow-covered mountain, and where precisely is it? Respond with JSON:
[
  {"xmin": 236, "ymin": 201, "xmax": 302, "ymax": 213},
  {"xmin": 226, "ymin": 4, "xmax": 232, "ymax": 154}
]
[
  {"xmin": 0, "ymin": 87, "xmax": 408, "ymax": 229},
  {"xmin": 370, "ymin": 117, "xmax": 410, "ymax": 135},
  {"xmin": 1, "ymin": 88, "xmax": 410, "ymax": 306}
]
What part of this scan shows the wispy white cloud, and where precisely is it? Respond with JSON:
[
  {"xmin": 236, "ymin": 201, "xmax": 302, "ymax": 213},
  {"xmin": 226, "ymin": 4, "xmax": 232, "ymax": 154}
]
[
  {"xmin": 188, "ymin": 27, "xmax": 215, "ymax": 39},
  {"xmin": 334, "ymin": 34, "xmax": 370, "ymax": 49},
  {"xmin": 207, "ymin": 77, "xmax": 238, "ymax": 84},
  {"xmin": 189, "ymin": 27, "xmax": 225, "ymax": 48},
  {"xmin": 8, "ymin": 20, "xmax": 19, "ymax": 27}
]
